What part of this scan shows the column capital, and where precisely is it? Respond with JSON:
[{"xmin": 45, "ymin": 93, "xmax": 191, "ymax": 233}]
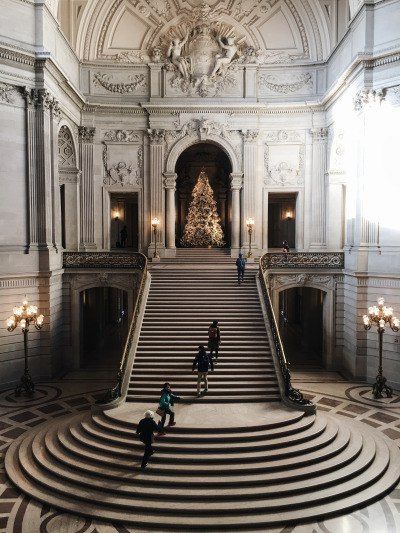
[
  {"xmin": 230, "ymin": 172, "xmax": 243, "ymax": 190},
  {"xmin": 148, "ymin": 128, "xmax": 165, "ymax": 144},
  {"xmin": 241, "ymin": 129, "xmax": 259, "ymax": 143},
  {"xmin": 310, "ymin": 127, "xmax": 328, "ymax": 142},
  {"xmin": 353, "ymin": 88, "xmax": 385, "ymax": 112},
  {"xmin": 78, "ymin": 126, "xmax": 95, "ymax": 143},
  {"xmin": 163, "ymin": 172, "xmax": 177, "ymax": 189}
]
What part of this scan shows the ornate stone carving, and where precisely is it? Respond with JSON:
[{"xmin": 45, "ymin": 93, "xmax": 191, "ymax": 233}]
[
  {"xmin": 0, "ymin": 82, "xmax": 16, "ymax": 103},
  {"xmin": 264, "ymin": 144, "xmax": 305, "ymax": 186},
  {"xmin": 265, "ymin": 130, "xmax": 302, "ymax": 143},
  {"xmin": 78, "ymin": 126, "xmax": 95, "ymax": 143},
  {"xmin": 270, "ymin": 274, "xmax": 334, "ymax": 291},
  {"xmin": 328, "ymin": 130, "xmax": 345, "ymax": 175},
  {"xmin": 102, "ymin": 143, "xmax": 143, "ymax": 187},
  {"xmin": 163, "ymin": 172, "xmax": 177, "ymax": 189},
  {"xmin": 93, "ymin": 73, "xmax": 147, "ymax": 94},
  {"xmin": 58, "ymin": 126, "xmax": 76, "ymax": 168},
  {"xmin": 165, "ymin": 118, "xmax": 235, "ymax": 149},
  {"xmin": 104, "ymin": 130, "xmax": 141, "ymax": 143},
  {"xmin": 310, "ymin": 127, "xmax": 328, "ymax": 141},
  {"xmin": 353, "ymin": 89, "xmax": 385, "ymax": 111},
  {"xmin": 259, "ymin": 73, "xmax": 313, "ymax": 93},
  {"xmin": 261, "ymin": 252, "xmax": 344, "ymax": 270},
  {"xmin": 114, "ymin": 51, "xmax": 150, "ymax": 63},
  {"xmin": 230, "ymin": 173, "xmax": 243, "ymax": 190},
  {"xmin": 242, "ymin": 129, "xmax": 259, "ymax": 143},
  {"xmin": 59, "ymin": 169, "xmax": 80, "ymax": 184},
  {"xmin": 148, "ymin": 129, "xmax": 165, "ymax": 144}
]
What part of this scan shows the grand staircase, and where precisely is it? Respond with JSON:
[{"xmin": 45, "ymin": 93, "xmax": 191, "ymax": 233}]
[
  {"xmin": 5, "ymin": 253, "xmax": 400, "ymax": 531},
  {"xmin": 128, "ymin": 266, "xmax": 280, "ymax": 402}
]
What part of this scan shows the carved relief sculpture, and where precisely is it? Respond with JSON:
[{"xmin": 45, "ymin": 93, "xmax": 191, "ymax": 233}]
[
  {"xmin": 93, "ymin": 73, "xmax": 147, "ymax": 94},
  {"xmin": 259, "ymin": 73, "xmax": 313, "ymax": 94}
]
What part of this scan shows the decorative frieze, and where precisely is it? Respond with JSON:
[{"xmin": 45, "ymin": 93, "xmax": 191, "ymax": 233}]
[
  {"xmin": 265, "ymin": 130, "xmax": 302, "ymax": 143},
  {"xmin": 269, "ymin": 273, "xmax": 336, "ymax": 291},
  {"xmin": 261, "ymin": 252, "xmax": 344, "ymax": 270},
  {"xmin": 93, "ymin": 73, "xmax": 147, "ymax": 94},
  {"xmin": 259, "ymin": 73, "xmax": 313, "ymax": 94},
  {"xmin": 103, "ymin": 130, "xmax": 141, "ymax": 143}
]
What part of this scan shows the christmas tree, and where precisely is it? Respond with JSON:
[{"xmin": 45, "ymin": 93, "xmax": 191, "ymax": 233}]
[{"xmin": 181, "ymin": 169, "xmax": 225, "ymax": 247}]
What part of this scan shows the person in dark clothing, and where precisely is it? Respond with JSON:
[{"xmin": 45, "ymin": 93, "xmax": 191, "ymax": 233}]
[
  {"xmin": 120, "ymin": 225, "xmax": 128, "ymax": 248},
  {"xmin": 158, "ymin": 382, "xmax": 180, "ymax": 433},
  {"xmin": 192, "ymin": 345, "xmax": 214, "ymax": 396},
  {"xmin": 235, "ymin": 252, "xmax": 246, "ymax": 284},
  {"xmin": 208, "ymin": 320, "xmax": 221, "ymax": 360},
  {"xmin": 282, "ymin": 240, "xmax": 290, "ymax": 253},
  {"xmin": 136, "ymin": 410, "xmax": 159, "ymax": 469}
]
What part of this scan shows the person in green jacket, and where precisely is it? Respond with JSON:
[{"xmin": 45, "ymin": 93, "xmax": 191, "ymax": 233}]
[{"xmin": 158, "ymin": 382, "xmax": 180, "ymax": 433}]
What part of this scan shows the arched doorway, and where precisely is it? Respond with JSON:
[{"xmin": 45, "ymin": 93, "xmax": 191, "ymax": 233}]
[
  {"xmin": 279, "ymin": 287, "xmax": 325, "ymax": 369},
  {"xmin": 175, "ymin": 143, "xmax": 232, "ymax": 246},
  {"xmin": 79, "ymin": 286, "xmax": 128, "ymax": 370}
]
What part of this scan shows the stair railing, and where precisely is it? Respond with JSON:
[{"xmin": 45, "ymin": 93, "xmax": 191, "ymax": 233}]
[
  {"xmin": 258, "ymin": 265, "xmax": 316, "ymax": 413},
  {"xmin": 95, "ymin": 254, "xmax": 150, "ymax": 409}
]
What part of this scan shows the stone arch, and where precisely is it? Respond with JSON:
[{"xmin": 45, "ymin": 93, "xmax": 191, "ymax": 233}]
[
  {"xmin": 166, "ymin": 134, "xmax": 240, "ymax": 175},
  {"xmin": 270, "ymin": 277, "xmax": 336, "ymax": 370}
]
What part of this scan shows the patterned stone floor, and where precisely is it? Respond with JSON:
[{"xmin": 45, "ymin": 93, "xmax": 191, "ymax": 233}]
[{"xmin": 0, "ymin": 371, "xmax": 400, "ymax": 533}]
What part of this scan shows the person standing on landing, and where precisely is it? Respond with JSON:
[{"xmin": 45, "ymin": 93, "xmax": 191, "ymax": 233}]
[
  {"xmin": 158, "ymin": 382, "xmax": 180, "ymax": 434},
  {"xmin": 208, "ymin": 320, "xmax": 221, "ymax": 360},
  {"xmin": 136, "ymin": 410, "xmax": 159, "ymax": 469},
  {"xmin": 236, "ymin": 252, "xmax": 246, "ymax": 284},
  {"xmin": 192, "ymin": 345, "xmax": 214, "ymax": 397}
]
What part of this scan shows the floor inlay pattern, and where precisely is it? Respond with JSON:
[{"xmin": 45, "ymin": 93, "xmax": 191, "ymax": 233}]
[{"xmin": 0, "ymin": 376, "xmax": 399, "ymax": 532}]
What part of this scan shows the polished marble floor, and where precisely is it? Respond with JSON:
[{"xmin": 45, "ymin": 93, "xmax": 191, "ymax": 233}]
[{"xmin": 0, "ymin": 370, "xmax": 399, "ymax": 533}]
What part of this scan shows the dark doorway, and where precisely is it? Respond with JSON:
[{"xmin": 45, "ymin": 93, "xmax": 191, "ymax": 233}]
[
  {"xmin": 279, "ymin": 287, "xmax": 324, "ymax": 369},
  {"xmin": 110, "ymin": 193, "xmax": 139, "ymax": 250},
  {"xmin": 176, "ymin": 143, "xmax": 231, "ymax": 246},
  {"xmin": 80, "ymin": 287, "xmax": 129, "ymax": 369},
  {"xmin": 268, "ymin": 193, "xmax": 296, "ymax": 249}
]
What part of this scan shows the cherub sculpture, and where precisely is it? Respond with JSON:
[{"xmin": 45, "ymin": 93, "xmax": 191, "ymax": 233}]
[
  {"xmin": 167, "ymin": 33, "xmax": 190, "ymax": 79},
  {"xmin": 211, "ymin": 35, "xmax": 237, "ymax": 77}
]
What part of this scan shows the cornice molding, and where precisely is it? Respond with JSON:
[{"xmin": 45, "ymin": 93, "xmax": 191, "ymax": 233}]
[{"xmin": 0, "ymin": 46, "xmax": 35, "ymax": 67}]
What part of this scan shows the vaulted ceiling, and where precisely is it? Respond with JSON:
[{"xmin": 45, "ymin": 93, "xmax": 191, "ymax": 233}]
[{"xmin": 55, "ymin": 0, "xmax": 349, "ymax": 63}]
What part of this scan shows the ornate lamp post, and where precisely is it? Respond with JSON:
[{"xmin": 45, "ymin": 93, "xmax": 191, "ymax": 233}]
[
  {"xmin": 246, "ymin": 217, "xmax": 255, "ymax": 258},
  {"xmin": 6, "ymin": 298, "xmax": 44, "ymax": 397},
  {"xmin": 363, "ymin": 297, "xmax": 399, "ymax": 399},
  {"xmin": 151, "ymin": 217, "xmax": 160, "ymax": 259}
]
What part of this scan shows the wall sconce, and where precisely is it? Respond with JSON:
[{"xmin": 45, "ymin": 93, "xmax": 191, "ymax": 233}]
[
  {"xmin": 246, "ymin": 217, "xmax": 255, "ymax": 258},
  {"xmin": 151, "ymin": 217, "xmax": 160, "ymax": 259},
  {"xmin": 285, "ymin": 209, "xmax": 294, "ymax": 220}
]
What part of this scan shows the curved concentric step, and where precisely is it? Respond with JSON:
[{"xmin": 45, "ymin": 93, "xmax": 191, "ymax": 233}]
[{"xmin": 6, "ymin": 402, "xmax": 400, "ymax": 531}]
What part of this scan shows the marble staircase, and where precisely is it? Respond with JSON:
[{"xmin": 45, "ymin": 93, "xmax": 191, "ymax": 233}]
[{"xmin": 5, "ymin": 254, "xmax": 400, "ymax": 531}]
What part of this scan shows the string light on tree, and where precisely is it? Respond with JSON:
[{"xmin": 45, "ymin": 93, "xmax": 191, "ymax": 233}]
[
  {"xmin": 6, "ymin": 297, "xmax": 44, "ymax": 397},
  {"xmin": 363, "ymin": 297, "xmax": 399, "ymax": 399},
  {"xmin": 181, "ymin": 169, "xmax": 224, "ymax": 248}
]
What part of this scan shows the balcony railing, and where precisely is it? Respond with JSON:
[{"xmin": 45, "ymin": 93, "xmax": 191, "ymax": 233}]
[
  {"xmin": 63, "ymin": 251, "xmax": 147, "ymax": 270},
  {"xmin": 261, "ymin": 251, "xmax": 344, "ymax": 271}
]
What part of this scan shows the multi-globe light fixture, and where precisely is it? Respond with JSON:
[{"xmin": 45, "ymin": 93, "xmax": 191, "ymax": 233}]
[
  {"xmin": 6, "ymin": 298, "xmax": 44, "ymax": 396},
  {"xmin": 363, "ymin": 297, "xmax": 399, "ymax": 399}
]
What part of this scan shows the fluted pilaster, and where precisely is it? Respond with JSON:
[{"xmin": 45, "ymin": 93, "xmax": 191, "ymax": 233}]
[
  {"xmin": 78, "ymin": 126, "xmax": 96, "ymax": 250},
  {"xmin": 309, "ymin": 128, "xmax": 328, "ymax": 250},
  {"xmin": 148, "ymin": 129, "xmax": 165, "ymax": 255},
  {"xmin": 242, "ymin": 130, "xmax": 259, "ymax": 251}
]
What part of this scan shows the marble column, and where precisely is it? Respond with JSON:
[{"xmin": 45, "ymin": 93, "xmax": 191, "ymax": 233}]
[
  {"xmin": 309, "ymin": 128, "xmax": 328, "ymax": 250},
  {"xmin": 24, "ymin": 89, "xmax": 56, "ymax": 252},
  {"xmin": 230, "ymin": 172, "xmax": 243, "ymax": 255},
  {"xmin": 50, "ymin": 99, "xmax": 62, "ymax": 252},
  {"xmin": 78, "ymin": 126, "xmax": 96, "ymax": 250},
  {"xmin": 148, "ymin": 129, "xmax": 165, "ymax": 257},
  {"xmin": 242, "ymin": 129, "xmax": 260, "ymax": 253},
  {"xmin": 164, "ymin": 172, "xmax": 177, "ymax": 254}
]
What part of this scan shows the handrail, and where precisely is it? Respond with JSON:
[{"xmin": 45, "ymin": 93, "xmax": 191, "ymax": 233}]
[
  {"xmin": 258, "ymin": 266, "xmax": 315, "ymax": 413},
  {"xmin": 95, "ymin": 256, "xmax": 149, "ymax": 407}
]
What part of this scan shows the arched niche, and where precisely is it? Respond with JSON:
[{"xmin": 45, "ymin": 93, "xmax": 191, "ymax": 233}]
[{"xmin": 58, "ymin": 124, "xmax": 79, "ymax": 250}]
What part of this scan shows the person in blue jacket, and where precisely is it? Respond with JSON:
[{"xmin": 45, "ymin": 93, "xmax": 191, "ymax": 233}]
[{"xmin": 158, "ymin": 382, "xmax": 180, "ymax": 432}]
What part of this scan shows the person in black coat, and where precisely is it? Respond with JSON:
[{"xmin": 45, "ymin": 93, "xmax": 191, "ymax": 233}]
[
  {"xmin": 136, "ymin": 410, "xmax": 159, "ymax": 469},
  {"xmin": 192, "ymin": 345, "xmax": 214, "ymax": 397},
  {"xmin": 208, "ymin": 320, "xmax": 221, "ymax": 360}
]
